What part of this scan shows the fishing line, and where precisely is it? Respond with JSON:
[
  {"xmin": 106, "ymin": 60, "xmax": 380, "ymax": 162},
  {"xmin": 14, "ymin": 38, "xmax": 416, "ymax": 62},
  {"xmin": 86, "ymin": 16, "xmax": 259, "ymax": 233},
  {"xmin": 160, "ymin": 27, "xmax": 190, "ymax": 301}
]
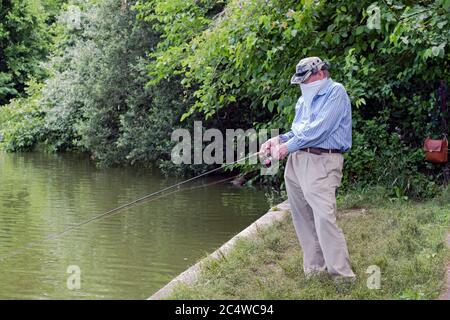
[{"xmin": 0, "ymin": 152, "xmax": 261, "ymax": 262}]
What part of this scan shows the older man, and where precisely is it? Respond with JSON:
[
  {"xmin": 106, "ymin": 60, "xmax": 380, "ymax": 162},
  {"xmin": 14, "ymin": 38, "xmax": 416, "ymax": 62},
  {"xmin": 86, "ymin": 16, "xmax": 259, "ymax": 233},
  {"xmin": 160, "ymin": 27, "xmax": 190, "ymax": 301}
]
[{"xmin": 261, "ymin": 57, "xmax": 355, "ymax": 280}]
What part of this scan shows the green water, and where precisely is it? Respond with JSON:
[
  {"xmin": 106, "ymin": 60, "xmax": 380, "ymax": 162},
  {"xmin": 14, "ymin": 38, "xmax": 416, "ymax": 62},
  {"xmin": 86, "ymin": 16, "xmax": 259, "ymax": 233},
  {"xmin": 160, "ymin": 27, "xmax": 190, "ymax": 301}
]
[{"xmin": 0, "ymin": 152, "xmax": 268, "ymax": 299}]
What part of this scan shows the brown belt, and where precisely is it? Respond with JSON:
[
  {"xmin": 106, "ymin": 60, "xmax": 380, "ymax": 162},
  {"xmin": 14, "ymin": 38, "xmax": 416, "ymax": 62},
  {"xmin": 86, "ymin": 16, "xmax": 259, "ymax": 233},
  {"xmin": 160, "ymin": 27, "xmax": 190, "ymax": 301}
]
[{"xmin": 299, "ymin": 147, "xmax": 341, "ymax": 155}]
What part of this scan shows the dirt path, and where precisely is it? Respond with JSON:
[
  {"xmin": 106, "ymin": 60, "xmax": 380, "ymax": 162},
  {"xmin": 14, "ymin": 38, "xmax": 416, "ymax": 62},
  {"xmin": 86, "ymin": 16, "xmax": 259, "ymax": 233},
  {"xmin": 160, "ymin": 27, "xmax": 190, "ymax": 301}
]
[{"xmin": 438, "ymin": 233, "xmax": 450, "ymax": 300}]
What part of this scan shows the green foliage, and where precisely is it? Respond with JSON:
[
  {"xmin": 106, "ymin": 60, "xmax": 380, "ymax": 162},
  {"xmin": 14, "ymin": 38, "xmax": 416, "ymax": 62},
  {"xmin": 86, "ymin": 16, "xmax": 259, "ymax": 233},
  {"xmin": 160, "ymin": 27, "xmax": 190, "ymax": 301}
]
[
  {"xmin": 135, "ymin": 0, "xmax": 449, "ymax": 197},
  {"xmin": 1, "ymin": 0, "xmax": 449, "ymax": 199},
  {"xmin": 0, "ymin": 0, "xmax": 66, "ymax": 105},
  {"xmin": 0, "ymin": 80, "xmax": 44, "ymax": 151},
  {"xmin": 134, "ymin": 0, "xmax": 224, "ymax": 86},
  {"xmin": 18, "ymin": 0, "xmax": 201, "ymax": 174},
  {"xmin": 39, "ymin": 0, "xmax": 157, "ymax": 161},
  {"xmin": 345, "ymin": 113, "xmax": 440, "ymax": 199}
]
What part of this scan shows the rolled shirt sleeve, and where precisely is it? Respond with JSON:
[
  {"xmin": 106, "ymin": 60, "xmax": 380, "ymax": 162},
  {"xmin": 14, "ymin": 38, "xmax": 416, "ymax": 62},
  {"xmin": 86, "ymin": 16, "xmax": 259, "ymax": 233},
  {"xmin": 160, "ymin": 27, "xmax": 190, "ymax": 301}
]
[{"xmin": 279, "ymin": 131, "xmax": 294, "ymax": 143}]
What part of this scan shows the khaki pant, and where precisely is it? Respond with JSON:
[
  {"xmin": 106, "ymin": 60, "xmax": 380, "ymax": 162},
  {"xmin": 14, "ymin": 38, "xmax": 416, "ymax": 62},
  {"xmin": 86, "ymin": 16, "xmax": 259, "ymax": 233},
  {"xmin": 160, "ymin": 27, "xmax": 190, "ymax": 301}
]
[{"xmin": 284, "ymin": 150, "xmax": 355, "ymax": 278}]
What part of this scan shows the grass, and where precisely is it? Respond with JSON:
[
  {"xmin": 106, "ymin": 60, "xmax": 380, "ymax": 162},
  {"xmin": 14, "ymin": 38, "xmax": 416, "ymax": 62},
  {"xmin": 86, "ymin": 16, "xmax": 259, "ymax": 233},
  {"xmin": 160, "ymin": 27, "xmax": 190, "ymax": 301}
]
[{"xmin": 168, "ymin": 186, "xmax": 450, "ymax": 300}]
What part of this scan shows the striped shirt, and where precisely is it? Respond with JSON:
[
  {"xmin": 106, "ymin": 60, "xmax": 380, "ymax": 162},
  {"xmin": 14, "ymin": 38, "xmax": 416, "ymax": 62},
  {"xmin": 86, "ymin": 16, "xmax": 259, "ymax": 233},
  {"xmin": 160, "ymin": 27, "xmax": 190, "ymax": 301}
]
[{"xmin": 279, "ymin": 78, "xmax": 352, "ymax": 153}]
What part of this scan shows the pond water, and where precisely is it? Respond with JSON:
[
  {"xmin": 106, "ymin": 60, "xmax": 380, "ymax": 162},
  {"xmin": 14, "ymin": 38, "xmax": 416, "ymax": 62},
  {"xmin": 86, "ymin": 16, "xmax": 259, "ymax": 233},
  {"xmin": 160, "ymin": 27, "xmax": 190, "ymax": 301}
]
[{"xmin": 0, "ymin": 152, "xmax": 268, "ymax": 299}]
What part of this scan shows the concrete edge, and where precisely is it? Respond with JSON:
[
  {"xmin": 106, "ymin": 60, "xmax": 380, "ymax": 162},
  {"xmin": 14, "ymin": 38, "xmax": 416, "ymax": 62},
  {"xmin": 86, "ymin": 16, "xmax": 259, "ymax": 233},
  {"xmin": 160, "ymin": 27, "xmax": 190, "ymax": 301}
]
[{"xmin": 148, "ymin": 200, "xmax": 291, "ymax": 300}]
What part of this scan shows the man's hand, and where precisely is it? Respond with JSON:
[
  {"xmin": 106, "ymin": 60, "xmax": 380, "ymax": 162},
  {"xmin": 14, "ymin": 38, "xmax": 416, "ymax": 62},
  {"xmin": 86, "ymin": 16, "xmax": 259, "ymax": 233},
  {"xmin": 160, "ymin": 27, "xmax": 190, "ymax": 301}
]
[
  {"xmin": 271, "ymin": 143, "xmax": 289, "ymax": 161},
  {"xmin": 260, "ymin": 136, "xmax": 280, "ymax": 156}
]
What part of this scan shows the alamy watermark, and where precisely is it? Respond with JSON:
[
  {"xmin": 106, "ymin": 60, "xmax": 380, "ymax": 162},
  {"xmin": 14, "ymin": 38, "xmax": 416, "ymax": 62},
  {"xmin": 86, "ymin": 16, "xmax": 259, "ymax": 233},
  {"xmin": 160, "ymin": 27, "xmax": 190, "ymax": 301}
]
[
  {"xmin": 367, "ymin": 4, "xmax": 381, "ymax": 30},
  {"xmin": 171, "ymin": 121, "xmax": 280, "ymax": 175},
  {"xmin": 366, "ymin": 265, "xmax": 381, "ymax": 290},
  {"xmin": 60, "ymin": 5, "xmax": 81, "ymax": 30},
  {"xmin": 67, "ymin": 265, "xmax": 81, "ymax": 290}
]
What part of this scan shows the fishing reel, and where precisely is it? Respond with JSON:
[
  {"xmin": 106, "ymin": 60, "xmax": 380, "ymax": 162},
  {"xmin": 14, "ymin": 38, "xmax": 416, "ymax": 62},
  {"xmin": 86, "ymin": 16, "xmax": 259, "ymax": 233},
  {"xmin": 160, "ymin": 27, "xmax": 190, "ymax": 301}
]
[{"xmin": 260, "ymin": 153, "xmax": 273, "ymax": 168}]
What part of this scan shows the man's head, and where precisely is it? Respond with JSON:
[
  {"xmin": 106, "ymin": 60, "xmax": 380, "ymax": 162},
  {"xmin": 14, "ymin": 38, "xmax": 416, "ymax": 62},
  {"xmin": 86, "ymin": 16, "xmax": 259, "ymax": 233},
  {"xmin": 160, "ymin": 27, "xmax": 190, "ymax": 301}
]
[{"xmin": 290, "ymin": 57, "xmax": 330, "ymax": 84}]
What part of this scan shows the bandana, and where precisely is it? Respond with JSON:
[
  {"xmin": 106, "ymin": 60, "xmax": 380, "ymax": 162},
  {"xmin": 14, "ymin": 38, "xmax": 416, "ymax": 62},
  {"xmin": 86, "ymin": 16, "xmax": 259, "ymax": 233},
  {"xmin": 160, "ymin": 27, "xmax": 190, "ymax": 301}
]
[{"xmin": 300, "ymin": 78, "xmax": 328, "ymax": 108}]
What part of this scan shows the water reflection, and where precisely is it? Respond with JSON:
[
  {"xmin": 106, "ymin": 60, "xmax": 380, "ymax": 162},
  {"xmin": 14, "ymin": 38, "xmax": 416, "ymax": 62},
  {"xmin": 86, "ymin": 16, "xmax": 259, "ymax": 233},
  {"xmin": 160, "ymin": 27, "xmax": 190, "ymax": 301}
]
[{"xmin": 0, "ymin": 152, "xmax": 268, "ymax": 299}]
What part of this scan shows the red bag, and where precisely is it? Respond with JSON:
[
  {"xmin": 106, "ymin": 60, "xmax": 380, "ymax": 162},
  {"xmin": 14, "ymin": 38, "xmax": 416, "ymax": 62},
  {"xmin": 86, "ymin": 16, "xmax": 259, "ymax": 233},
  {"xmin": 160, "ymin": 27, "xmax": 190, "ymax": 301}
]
[{"xmin": 424, "ymin": 136, "xmax": 448, "ymax": 163}]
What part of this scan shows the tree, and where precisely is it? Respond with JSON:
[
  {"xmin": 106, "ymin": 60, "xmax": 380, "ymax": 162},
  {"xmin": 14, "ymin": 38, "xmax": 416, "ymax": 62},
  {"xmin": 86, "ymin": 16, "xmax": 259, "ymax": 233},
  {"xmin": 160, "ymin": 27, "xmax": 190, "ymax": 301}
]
[{"xmin": 0, "ymin": 0, "xmax": 55, "ymax": 105}]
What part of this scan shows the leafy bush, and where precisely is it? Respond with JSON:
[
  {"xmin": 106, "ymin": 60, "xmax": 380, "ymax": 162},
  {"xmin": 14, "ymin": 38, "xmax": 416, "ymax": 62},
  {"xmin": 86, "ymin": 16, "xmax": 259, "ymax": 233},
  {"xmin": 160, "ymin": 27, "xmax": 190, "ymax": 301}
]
[
  {"xmin": 38, "ymin": 0, "xmax": 160, "ymax": 163},
  {"xmin": 135, "ymin": 0, "xmax": 449, "ymax": 197},
  {"xmin": 0, "ymin": 0, "xmax": 65, "ymax": 105},
  {"xmin": 0, "ymin": 80, "xmax": 45, "ymax": 151}
]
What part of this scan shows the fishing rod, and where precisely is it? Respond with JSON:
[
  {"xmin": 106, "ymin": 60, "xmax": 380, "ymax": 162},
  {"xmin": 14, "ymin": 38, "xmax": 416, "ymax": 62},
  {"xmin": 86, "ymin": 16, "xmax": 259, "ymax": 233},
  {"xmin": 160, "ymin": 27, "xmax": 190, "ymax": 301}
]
[{"xmin": 0, "ymin": 151, "xmax": 265, "ymax": 262}]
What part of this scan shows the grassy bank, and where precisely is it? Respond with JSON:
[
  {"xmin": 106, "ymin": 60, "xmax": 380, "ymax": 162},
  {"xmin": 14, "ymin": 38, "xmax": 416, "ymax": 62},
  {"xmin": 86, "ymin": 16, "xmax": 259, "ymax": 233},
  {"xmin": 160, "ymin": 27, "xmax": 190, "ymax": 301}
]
[{"xmin": 168, "ymin": 187, "xmax": 450, "ymax": 300}]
